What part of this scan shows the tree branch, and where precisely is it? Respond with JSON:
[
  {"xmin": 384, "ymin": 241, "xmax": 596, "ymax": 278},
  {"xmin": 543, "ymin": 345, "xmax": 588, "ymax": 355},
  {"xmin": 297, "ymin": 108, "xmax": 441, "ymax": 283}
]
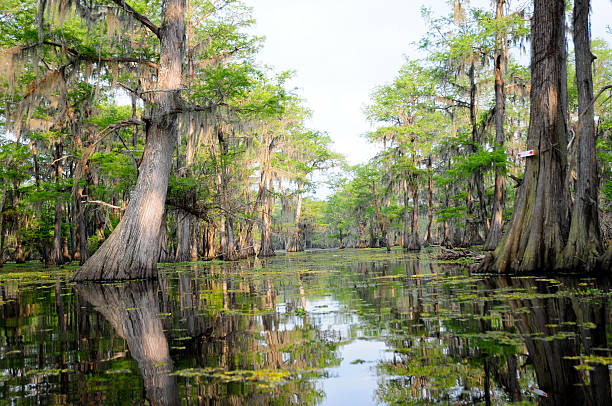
[
  {"xmin": 108, "ymin": 0, "xmax": 160, "ymax": 38},
  {"xmin": 44, "ymin": 41, "xmax": 158, "ymax": 69},
  {"xmin": 86, "ymin": 200, "xmax": 125, "ymax": 211},
  {"xmin": 509, "ymin": 174, "xmax": 522, "ymax": 188},
  {"xmin": 71, "ymin": 119, "xmax": 143, "ymax": 198},
  {"xmin": 579, "ymin": 84, "xmax": 612, "ymax": 124}
]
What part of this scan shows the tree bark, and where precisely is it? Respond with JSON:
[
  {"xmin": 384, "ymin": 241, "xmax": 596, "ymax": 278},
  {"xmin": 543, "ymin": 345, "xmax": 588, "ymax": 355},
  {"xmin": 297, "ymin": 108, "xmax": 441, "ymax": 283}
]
[
  {"xmin": 482, "ymin": 0, "xmax": 569, "ymax": 272},
  {"xmin": 73, "ymin": 0, "xmax": 186, "ymax": 280},
  {"xmin": 287, "ymin": 186, "xmax": 304, "ymax": 252},
  {"xmin": 560, "ymin": 0, "xmax": 602, "ymax": 270},
  {"xmin": 484, "ymin": 0, "xmax": 508, "ymax": 251},
  {"xmin": 204, "ymin": 224, "xmax": 217, "ymax": 260},
  {"xmin": 175, "ymin": 210, "xmax": 193, "ymax": 262}
]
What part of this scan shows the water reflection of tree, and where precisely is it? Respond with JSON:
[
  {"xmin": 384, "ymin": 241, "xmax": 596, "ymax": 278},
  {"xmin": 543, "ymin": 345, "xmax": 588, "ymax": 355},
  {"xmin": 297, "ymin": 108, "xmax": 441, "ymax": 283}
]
[
  {"xmin": 366, "ymin": 261, "xmax": 497, "ymax": 404},
  {"xmin": 76, "ymin": 281, "xmax": 180, "ymax": 406},
  {"xmin": 344, "ymin": 260, "xmax": 611, "ymax": 405},
  {"xmin": 485, "ymin": 276, "xmax": 612, "ymax": 406},
  {"xmin": 155, "ymin": 263, "xmax": 339, "ymax": 405}
]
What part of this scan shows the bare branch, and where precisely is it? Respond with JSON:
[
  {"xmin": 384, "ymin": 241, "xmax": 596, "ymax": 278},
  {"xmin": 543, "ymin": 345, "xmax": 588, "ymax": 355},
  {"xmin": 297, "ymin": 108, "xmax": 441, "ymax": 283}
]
[
  {"xmin": 86, "ymin": 200, "xmax": 125, "ymax": 211},
  {"xmin": 50, "ymin": 155, "xmax": 73, "ymax": 165}
]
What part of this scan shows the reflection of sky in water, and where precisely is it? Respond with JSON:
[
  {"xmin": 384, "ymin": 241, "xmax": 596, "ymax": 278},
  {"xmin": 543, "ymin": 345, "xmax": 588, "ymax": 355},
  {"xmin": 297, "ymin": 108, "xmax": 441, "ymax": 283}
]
[
  {"xmin": 320, "ymin": 339, "xmax": 390, "ymax": 406},
  {"xmin": 279, "ymin": 295, "xmax": 394, "ymax": 405}
]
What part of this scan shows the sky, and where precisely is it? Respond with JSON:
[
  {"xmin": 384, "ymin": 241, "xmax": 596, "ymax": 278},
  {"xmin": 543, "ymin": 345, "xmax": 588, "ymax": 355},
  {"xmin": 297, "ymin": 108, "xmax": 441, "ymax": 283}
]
[{"xmin": 246, "ymin": 0, "xmax": 612, "ymax": 171}]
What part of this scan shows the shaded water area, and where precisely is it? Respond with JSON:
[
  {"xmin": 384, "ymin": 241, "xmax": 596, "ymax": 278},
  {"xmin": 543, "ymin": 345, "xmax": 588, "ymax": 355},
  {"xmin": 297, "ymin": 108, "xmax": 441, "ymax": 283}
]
[{"xmin": 1, "ymin": 248, "xmax": 611, "ymax": 405}]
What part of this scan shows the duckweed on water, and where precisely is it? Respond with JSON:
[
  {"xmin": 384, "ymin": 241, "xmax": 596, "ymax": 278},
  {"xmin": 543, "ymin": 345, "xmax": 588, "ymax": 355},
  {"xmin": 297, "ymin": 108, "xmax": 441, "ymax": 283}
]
[{"xmin": 0, "ymin": 248, "xmax": 611, "ymax": 405}]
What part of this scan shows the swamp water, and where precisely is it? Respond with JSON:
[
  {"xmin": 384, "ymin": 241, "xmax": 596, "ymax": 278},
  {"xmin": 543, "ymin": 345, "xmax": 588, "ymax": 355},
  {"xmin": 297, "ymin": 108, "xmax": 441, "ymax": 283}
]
[{"xmin": 0, "ymin": 248, "xmax": 611, "ymax": 405}]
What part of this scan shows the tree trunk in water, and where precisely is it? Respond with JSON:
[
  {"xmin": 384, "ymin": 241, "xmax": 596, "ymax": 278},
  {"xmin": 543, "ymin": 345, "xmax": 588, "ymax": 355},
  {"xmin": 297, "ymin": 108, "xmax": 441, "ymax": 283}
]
[
  {"xmin": 77, "ymin": 281, "xmax": 180, "ymax": 406},
  {"xmin": 240, "ymin": 223, "xmax": 256, "ymax": 258},
  {"xmin": 73, "ymin": 0, "xmax": 186, "ymax": 280},
  {"xmin": 74, "ymin": 125, "xmax": 176, "ymax": 280},
  {"xmin": 468, "ymin": 63, "xmax": 489, "ymax": 238},
  {"xmin": 560, "ymin": 0, "xmax": 602, "ymax": 271},
  {"xmin": 463, "ymin": 188, "xmax": 484, "ymax": 246},
  {"xmin": 189, "ymin": 219, "xmax": 198, "ymax": 261},
  {"xmin": 482, "ymin": 0, "xmax": 568, "ymax": 272},
  {"xmin": 464, "ymin": 145, "xmax": 483, "ymax": 247},
  {"xmin": 402, "ymin": 179, "xmax": 411, "ymax": 249},
  {"xmin": 206, "ymin": 225, "xmax": 217, "ymax": 259},
  {"xmin": 175, "ymin": 210, "xmax": 193, "ymax": 262},
  {"xmin": 484, "ymin": 0, "xmax": 508, "ymax": 251},
  {"xmin": 15, "ymin": 220, "xmax": 25, "ymax": 263},
  {"xmin": 287, "ymin": 188, "xmax": 304, "ymax": 252},
  {"xmin": 31, "ymin": 141, "xmax": 49, "ymax": 263},
  {"xmin": 76, "ymin": 181, "xmax": 89, "ymax": 264},
  {"xmin": 425, "ymin": 156, "xmax": 434, "ymax": 246},
  {"xmin": 406, "ymin": 180, "xmax": 421, "ymax": 251},
  {"xmin": 371, "ymin": 181, "xmax": 388, "ymax": 251},
  {"xmin": 442, "ymin": 154, "xmax": 452, "ymax": 248},
  {"xmin": 216, "ymin": 126, "xmax": 239, "ymax": 261},
  {"xmin": 50, "ymin": 142, "xmax": 66, "ymax": 265},
  {"xmin": 368, "ymin": 222, "xmax": 377, "ymax": 248},
  {"xmin": 259, "ymin": 178, "xmax": 275, "ymax": 257},
  {"xmin": 220, "ymin": 215, "xmax": 238, "ymax": 261}
]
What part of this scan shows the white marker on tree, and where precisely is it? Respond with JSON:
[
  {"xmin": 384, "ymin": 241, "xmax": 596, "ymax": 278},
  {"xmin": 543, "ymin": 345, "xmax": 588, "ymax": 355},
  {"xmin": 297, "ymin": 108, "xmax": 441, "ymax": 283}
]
[{"xmin": 517, "ymin": 149, "xmax": 536, "ymax": 158}]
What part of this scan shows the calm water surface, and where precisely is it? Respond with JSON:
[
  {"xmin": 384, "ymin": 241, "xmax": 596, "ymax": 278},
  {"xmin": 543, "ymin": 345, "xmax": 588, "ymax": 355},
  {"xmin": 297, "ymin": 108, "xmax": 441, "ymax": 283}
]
[{"xmin": 1, "ymin": 249, "xmax": 611, "ymax": 405}]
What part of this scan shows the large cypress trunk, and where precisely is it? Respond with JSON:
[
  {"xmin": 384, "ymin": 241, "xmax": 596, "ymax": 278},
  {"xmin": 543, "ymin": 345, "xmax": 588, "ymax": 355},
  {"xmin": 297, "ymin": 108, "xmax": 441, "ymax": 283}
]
[
  {"xmin": 73, "ymin": 0, "xmax": 186, "ymax": 280},
  {"xmin": 484, "ymin": 0, "xmax": 508, "ymax": 251},
  {"xmin": 174, "ymin": 210, "xmax": 193, "ymax": 262},
  {"xmin": 482, "ymin": 0, "xmax": 568, "ymax": 272},
  {"xmin": 560, "ymin": 0, "xmax": 602, "ymax": 270}
]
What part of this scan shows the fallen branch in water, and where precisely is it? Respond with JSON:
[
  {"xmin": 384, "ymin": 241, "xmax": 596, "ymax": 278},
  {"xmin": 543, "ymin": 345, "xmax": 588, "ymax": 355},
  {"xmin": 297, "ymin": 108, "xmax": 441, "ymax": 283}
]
[{"xmin": 436, "ymin": 247, "xmax": 485, "ymax": 262}]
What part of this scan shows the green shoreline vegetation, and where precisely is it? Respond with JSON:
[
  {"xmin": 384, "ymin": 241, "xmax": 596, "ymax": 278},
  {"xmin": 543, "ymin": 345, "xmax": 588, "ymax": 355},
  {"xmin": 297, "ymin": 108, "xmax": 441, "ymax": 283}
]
[{"xmin": 0, "ymin": 0, "xmax": 610, "ymax": 277}]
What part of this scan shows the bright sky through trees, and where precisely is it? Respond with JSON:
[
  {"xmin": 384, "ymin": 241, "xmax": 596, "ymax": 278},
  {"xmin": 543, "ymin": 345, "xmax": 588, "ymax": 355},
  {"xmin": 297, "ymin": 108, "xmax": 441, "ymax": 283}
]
[{"xmin": 248, "ymin": 0, "xmax": 612, "ymax": 167}]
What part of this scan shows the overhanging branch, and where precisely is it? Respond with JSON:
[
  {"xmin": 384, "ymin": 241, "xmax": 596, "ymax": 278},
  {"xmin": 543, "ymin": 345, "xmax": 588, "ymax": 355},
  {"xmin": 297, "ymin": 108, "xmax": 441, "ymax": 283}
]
[
  {"xmin": 43, "ymin": 41, "xmax": 158, "ymax": 69},
  {"xmin": 109, "ymin": 0, "xmax": 160, "ymax": 38}
]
